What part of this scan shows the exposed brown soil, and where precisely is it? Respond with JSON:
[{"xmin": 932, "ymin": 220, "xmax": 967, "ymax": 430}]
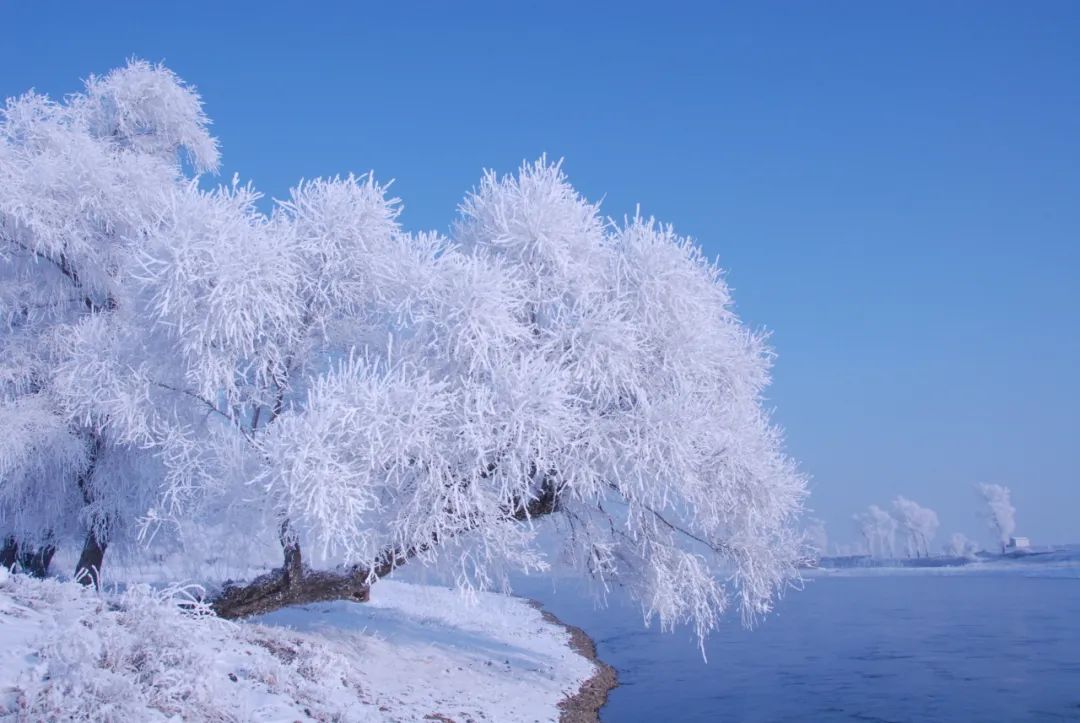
[{"xmin": 529, "ymin": 601, "xmax": 618, "ymax": 723}]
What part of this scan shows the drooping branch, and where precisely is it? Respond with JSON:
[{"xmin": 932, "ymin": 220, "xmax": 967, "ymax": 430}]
[
  {"xmin": 642, "ymin": 501, "xmax": 731, "ymax": 557},
  {"xmin": 152, "ymin": 380, "xmax": 254, "ymax": 443},
  {"xmin": 5, "ymin": 238, "xmax": 114, "ymax": 313},
  {"xmin": 599, "ymin": 481, "xmax": 732, "ymax": 557}
]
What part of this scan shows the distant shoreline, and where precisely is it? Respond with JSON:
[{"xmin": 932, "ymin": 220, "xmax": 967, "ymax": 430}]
[
  {"xmin": 528, "ymin": 600, "xmax": 618, "ymax": 723},
  {"xmin": 814, "ymin": 548, "xmax": 1062, "ymax": 570}
]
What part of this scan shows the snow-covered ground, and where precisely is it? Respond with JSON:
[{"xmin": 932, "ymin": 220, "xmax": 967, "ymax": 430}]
[{"xmin": 0, "ymin": 567, "xmax": 597, "ymax": 722}]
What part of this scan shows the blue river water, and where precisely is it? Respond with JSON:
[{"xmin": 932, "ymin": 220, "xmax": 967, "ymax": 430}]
[{"xmin": 517, "ymin": 565, "xmax": 1080, "ymax": 722}]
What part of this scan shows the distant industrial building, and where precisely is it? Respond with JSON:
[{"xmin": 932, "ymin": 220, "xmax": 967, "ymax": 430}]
[{"xmin": 1007, "ymin": 536, "xmax": 1031, "ymax": 550}]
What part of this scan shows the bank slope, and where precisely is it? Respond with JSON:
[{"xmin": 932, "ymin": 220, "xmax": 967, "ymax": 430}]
[{"xmin": 0, "ymin": 570, "xmax": 599, "ymax": 722}]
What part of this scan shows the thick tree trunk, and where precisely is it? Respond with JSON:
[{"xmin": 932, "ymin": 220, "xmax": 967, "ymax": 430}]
[
  {"xmin": 0, "ymin": 538, "xmax": 56, "ymax": 577},
  {"xmin": 211, "ymin": 564, "xmax": 373, "ymax": 619},
  {"xmin": 74, "ymin": 436, "xmax": 107, "ymax": 587},
  {"xmin": 20, "ymin": 545, "xmax": 56, "ymax": 578},
  {"xmin": 75, "ymin": 529, "xmax": 107, "ymax": 588},
  {"xmin": 0, "ymin": 537, "xmax": 17, "ymax": 570},
  {"xmin": 211, "ymin": 520, "xmax": 373, "ymax": 619}
]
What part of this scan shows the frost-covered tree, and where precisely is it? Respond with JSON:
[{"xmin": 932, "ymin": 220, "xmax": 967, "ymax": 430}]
[
  {"xmin": 0, "ymin": 60, "xmax": 219, "ymax": 585},
  {"xmin": 892, "ymin": 496, "xmax": 939, "ymax": 558},
  {"xmin": 2, "ymin": 63, "xmax": 808, "ymax": 642},
  {"xmin": 163, "ymin": 160, "xmax": 809, "ymax": 638},
  {"xmin": 977, "ymin": 483, "xmax": 1016, "ymax": 553},
  {"xmin": 852, "ymin": 504, "xmax": 897, "ymax": 558},
  {"xmin": 944, "ymin": 532, "xmax": 978, "ymax": 558}
]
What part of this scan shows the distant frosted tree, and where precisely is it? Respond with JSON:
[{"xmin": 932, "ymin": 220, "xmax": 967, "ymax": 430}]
[
  {"xmin": 853, "ymin": 505, "xmax": 897, "ymax": 558},
  {"xmin": 2, "ymin": 63, "xmax": 808, "ymax": 643},
  {"xmin": 892, "ymin": 497, "xmax": 939, "ymax": 558},
  {"xmin": 852, "ymin": 512, "xmax": 874, "ymax": 555},
  {"xmin": 944, "ymin": 532, "xmax": 978, "ymax": 558},
  {"xmin": 977, "ymin": 483, "xmax": 1016, "ymax": 552}
]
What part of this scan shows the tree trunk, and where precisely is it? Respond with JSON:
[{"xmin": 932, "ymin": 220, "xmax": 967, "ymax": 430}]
[
  {"xmin": 211, "ymin": 564, "xmax": 373, "ymax": 619},
  {"xmin": 0, "ymin": 537, "xmax": 17, "ymax": 570},
  {"xmin": 211, "ymin": 520, "xmax": 372, "ymax": 619},
  {"xmin": 74, "ymin": 436, "xmax": 107, "ymax": 587},
  {"xmin": 0, "ymin": 539, "xmax": 56, "ymax": 577},
  {"xmin": 20, "ymin": 545, "xmax": 56, "ymax": 578},
  {"xmin": 281, "ymin": 520, "xmax": 303, "ymax": 585},
  {"xmin": 75, "ymin": 529, "xmax": 107, "ymax": 588}
]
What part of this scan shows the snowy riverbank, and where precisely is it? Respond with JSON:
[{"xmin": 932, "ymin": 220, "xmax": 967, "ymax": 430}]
[{"xmin": 0, "ymin": 569, "xmax": 610, "ymax": 721}]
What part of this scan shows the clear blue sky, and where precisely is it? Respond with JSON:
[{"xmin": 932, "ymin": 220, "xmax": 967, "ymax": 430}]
[{"xmin": 2, "ymin": 1, "xmax": 1077, "ymax": 546}]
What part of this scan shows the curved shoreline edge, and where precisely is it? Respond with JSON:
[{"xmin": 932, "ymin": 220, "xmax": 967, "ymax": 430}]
[{"xmin": 528, "ymin": 600, "xmax": 618, "ymax": 723}]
